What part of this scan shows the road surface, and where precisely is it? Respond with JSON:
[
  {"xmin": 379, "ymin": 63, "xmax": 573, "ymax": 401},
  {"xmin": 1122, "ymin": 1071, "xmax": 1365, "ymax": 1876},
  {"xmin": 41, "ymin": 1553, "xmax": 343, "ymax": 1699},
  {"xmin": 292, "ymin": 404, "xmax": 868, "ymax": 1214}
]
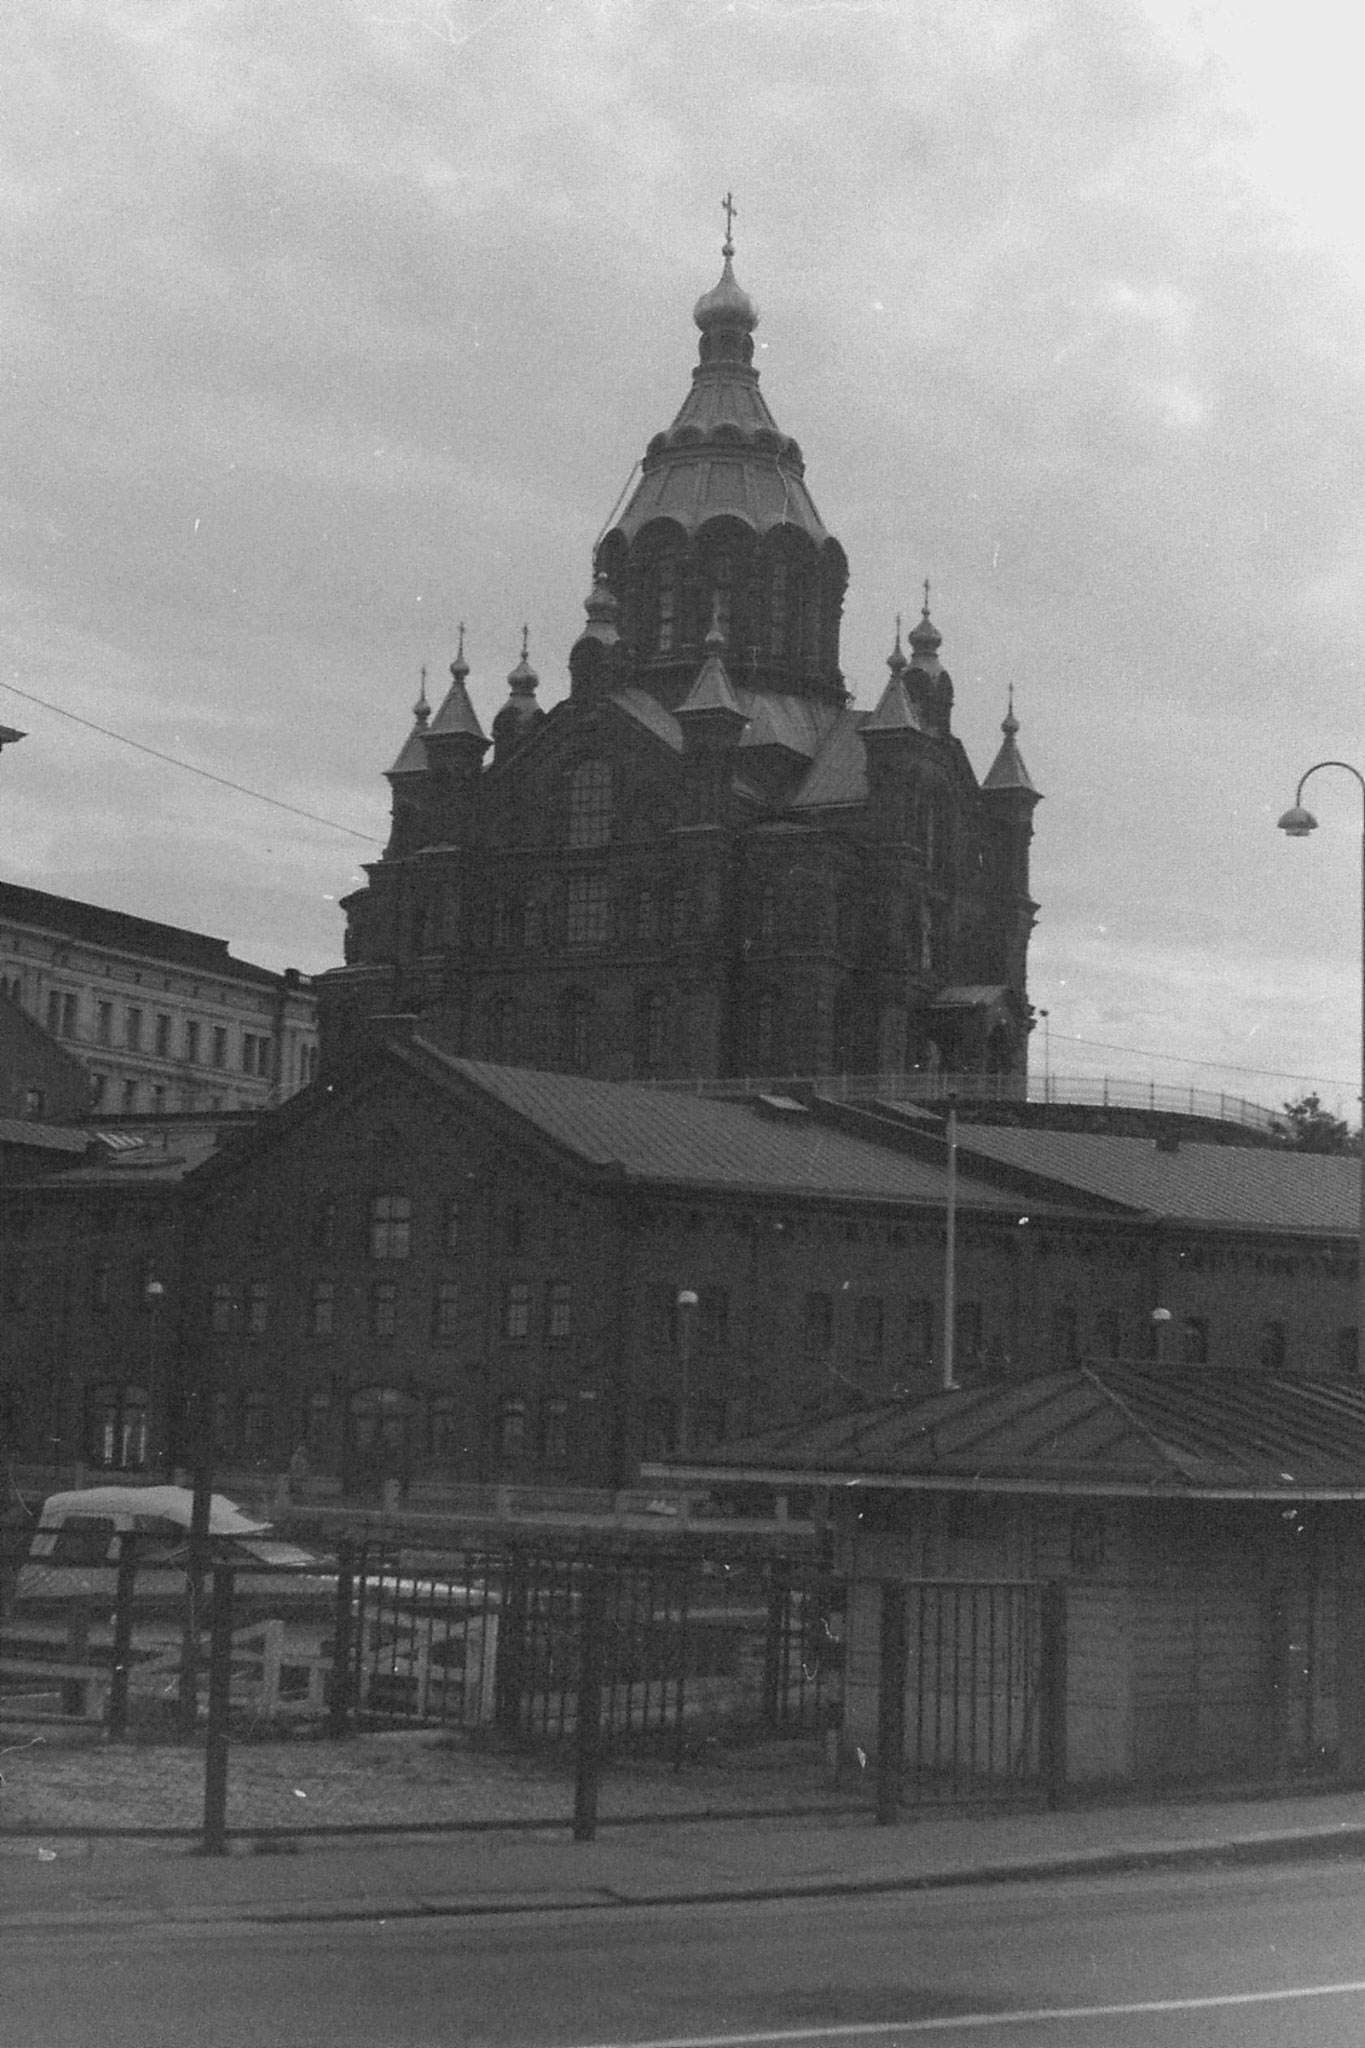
[{"xmin": 8, "ymin": 1857, "xmax": 1365, "ymax": 2045}]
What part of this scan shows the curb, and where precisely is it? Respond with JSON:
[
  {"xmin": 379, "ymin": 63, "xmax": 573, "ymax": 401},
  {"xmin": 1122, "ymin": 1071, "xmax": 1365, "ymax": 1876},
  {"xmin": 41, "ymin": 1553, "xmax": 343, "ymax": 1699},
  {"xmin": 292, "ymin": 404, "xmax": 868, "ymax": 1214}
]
[{"xmin": 4, "ymin": 1824, "xmax": 1365, "ymax": 1933}]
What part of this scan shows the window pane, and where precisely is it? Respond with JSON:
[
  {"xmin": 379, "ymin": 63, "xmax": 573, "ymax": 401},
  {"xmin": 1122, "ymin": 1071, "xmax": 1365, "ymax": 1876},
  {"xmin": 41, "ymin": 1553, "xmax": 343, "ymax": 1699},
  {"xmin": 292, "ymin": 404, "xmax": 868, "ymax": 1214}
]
[{"xmin": 567, "ymin": 760, "xmax": 613, "ymax": 848}]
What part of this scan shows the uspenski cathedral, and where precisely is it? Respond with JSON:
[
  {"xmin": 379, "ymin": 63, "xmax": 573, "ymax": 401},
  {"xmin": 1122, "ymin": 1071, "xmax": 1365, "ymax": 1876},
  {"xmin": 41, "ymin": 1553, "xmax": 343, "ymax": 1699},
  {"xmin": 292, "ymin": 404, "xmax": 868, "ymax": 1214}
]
[{"xmin": 317, "ymin": 218, "xmax": 1040, "ymax": 1087}]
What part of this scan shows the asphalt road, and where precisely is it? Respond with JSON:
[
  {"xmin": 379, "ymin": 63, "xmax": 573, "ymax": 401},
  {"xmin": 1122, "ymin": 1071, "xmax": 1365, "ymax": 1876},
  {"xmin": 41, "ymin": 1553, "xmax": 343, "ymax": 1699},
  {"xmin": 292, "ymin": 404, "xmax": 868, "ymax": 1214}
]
[{"xmin": 9, "ymin": 1859, "xmax": 1365, "ymax": 2047}]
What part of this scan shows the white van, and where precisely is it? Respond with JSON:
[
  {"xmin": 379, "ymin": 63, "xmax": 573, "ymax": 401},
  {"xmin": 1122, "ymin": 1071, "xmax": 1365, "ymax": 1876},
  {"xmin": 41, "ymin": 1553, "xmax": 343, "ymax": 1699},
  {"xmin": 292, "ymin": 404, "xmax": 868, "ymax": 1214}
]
[{"xmin": 17, "ymin": 1486, "xmax": 324, "ymax": 1606}]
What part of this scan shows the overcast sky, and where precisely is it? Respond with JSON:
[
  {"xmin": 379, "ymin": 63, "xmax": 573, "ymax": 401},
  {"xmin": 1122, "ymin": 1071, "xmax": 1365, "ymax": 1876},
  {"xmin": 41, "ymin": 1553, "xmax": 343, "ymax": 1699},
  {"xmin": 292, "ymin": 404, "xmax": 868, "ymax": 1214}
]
[{"xmin": 4, "ymin": 0, "xmax": 1364, "ymax": 1121}]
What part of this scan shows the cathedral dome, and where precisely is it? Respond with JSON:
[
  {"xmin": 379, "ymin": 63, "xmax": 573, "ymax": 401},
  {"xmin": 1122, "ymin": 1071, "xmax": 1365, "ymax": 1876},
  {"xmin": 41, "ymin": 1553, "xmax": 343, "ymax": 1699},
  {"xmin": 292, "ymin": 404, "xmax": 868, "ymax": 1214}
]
[{"xmin": 692, "ymin": 247, "xmax": 759, "ymax": 333}]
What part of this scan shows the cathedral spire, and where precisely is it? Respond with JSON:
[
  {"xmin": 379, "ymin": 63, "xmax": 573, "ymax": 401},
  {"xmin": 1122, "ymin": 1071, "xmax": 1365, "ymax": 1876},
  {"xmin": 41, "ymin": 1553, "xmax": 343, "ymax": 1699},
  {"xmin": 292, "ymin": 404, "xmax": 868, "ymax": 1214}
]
[{"xmin": 983, "ymin": 686, "xmax": 1040, "ymax": 796}]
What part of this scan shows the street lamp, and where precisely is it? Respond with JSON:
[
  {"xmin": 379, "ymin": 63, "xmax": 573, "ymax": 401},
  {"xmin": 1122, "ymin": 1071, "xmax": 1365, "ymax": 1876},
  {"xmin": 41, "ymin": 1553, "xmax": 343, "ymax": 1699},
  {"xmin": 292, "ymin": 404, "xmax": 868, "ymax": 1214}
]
[
  {"xmin": 144, "ymin": 1278, "xmax": 165, "ymax": 1474},
  {"xmin": 1150, "ymin": 1306, "xmax": 1172, "ymax": 1363},
  {"xmin": 1278, "ymin": 762, "xmax": 1365, "ymax": 1375},
  {"xmin": 1038, "ymin": 1009, "xmax": 1051, "ymax": 1104},
  {"xmin": 942, "ymin": 1096, "xmax": 958, "ymax": 1392},
  {"xmin": 675, "ymin": 1289, "xmax": 698, "ymax": 1455}
]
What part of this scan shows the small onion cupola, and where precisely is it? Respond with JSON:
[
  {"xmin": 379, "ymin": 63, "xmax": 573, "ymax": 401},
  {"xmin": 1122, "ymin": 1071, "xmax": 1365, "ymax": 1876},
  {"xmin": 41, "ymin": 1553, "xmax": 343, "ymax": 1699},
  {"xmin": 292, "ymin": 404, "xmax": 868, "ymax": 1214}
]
[
  {"xmin": 569, "ymin": 570, "xmax": 622, "ymax": 706},
  {"xmin": 491, "ymin": 627, "xmax": 545, "ymax": 765},
  {"xmin": 677, "ymin": 601, "xmax": 748, "ymax": 750},
  {"xmin": 905, "ymin": 583, "xmax": 954, "ymax": 736},
  {"xmin": 982, "ymin": 689, "xmax": 1040, "ymax": 800}
]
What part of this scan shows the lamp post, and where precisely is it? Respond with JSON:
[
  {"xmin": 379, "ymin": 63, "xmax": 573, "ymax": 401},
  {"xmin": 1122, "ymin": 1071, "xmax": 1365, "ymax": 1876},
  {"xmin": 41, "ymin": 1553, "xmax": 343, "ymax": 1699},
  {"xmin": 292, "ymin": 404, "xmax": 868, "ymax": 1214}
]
[
  {"xmin": 1038, "ymin": 1009, "xmax": 1051, "ymax": 1104},
  {"xmin": 675, "ymin": 1289, "xmax": 698, "ymax": 1455},
  {"xmin": 1150, "ymin": 1306, "xmax": 1172, "ymax": 1363},
  {"xmin": 144, "ymin": 1278, "xmax": 165, "ymax": 1471},
  {"xmin": 942, "ymin": 1096, "xmax": 958, "ymax": 1392},
  {"xmin": 1278, "ymin": 762, "xmax": 1365, "ymax": 1374}
]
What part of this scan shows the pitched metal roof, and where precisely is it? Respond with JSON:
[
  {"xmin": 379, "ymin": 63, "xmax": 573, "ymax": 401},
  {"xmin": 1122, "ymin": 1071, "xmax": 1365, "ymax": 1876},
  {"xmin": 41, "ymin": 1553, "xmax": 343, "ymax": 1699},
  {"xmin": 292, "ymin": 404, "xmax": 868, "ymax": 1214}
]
[
  {"xmin": 0, "ymin": 1119, "xmax": 88, "ymax": 1154},
  {"xmin": 410, "ymin": 1044, "xmax": 1084, "ymax": 1213},
  {"xmin": 951, "ymin": 1124, "xmax": 1361, "ymax": 1233},
  {"xmin": 668, "ymin": 1364, "xmax": 1365, "ymax": 1498}
]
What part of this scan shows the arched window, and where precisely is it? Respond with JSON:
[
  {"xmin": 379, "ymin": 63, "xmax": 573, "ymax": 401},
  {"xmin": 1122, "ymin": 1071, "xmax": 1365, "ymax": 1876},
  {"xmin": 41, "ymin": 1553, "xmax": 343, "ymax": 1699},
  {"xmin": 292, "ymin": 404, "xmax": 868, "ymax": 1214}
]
[
  {"xmin": 567, "ymin": 760, "xmax": 613, "ymax": 848},
  {"xmin": 656, "ymin": 555, "xmax": 678, "ymax": 654},
  {"xmin": 634, "ymin": 989, "xmax": 666, "ymax": 1073},
  {"xmin": 768, "ymin": 558, "xmax": 788, "ymax": 656},
  {"xmin": 88, "ymin": 1384, "xmax": 148, "ymax": 1471},
  {"xmin": 558, "ymin": 990, "xmax": 592, "ymax": 1072},
  {"xmin": 709, "ymin": 553, "xmax": 733, "ymax": 643}
]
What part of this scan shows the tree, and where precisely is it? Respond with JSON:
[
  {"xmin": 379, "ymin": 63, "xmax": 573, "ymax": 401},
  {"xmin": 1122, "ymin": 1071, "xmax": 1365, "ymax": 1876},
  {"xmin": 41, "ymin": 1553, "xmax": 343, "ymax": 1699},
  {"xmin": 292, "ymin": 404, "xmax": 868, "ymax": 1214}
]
[{"xmin": 1272, "ymin": 1094, "xmax": 1359, "ymax": 1154}]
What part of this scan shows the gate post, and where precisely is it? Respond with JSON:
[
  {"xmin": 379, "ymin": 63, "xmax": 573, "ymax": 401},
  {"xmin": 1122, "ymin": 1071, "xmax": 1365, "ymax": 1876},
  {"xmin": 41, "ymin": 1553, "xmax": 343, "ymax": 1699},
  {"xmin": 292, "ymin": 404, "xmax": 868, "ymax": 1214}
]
[
  {"xmin": 1040, "ymin": 1580, "xmax": 1069, "ymax": 1809},
  {"xmin": 200, "ymin": 1564, "xmax": 235, "ymax": 1856},
  {"xmin": 875, "ymin": 1580, "xmax": 908, "ymax": 1826},
  {"xmin": 328, "ymin": 1540, "xmax": 357, "ymax": 1738},
  {"xmin": 107, "ymin": 1533, "xmax": 139, "ymax": 1741},
  {"xmin": 762, "ymin": 1563, "xmax": 789, "ymax": 1730},
  {"xmin": 573, "ymin": 1569, "xmax": 606, "ymax": 1843},
  {"xmin": 496, "ymin": 1555, "xmax": 528, "ymax": 1736}
]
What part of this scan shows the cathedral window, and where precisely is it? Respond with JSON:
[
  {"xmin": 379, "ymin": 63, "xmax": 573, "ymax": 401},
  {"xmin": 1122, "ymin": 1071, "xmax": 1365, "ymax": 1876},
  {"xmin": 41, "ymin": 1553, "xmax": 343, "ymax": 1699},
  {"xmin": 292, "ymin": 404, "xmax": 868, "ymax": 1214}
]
[
  {"xmin": 635, "ymin": 889, "xmax": 657, "ymax": 947},
  {"xmin": 768, "ymin": 559, "xmax": 788, "ymax": 657},
  {"xmin": 751, "ymin": 990, "xmax": 776, "ymax": 1071},
  {"xmin": 709, "ymin": 554, "xmax": 733, "ymax": 643},
  {"xmin": 369, "ymin": 1194, "xmax": 411, "ymax": 1261},
  {"xmin": 656, "ymin": 556, "xmax": 678, "ymax": 654},
  {"xmin": 758, "ymin": 887, "xmax": 776, "ymax": 943},
  {"xmin": 566, "ymin": 872, "xmax": 611, "ymax": 946},
  {"xmin": 567, "ymin": 759, "xmax": 614, "ymax": 847}
]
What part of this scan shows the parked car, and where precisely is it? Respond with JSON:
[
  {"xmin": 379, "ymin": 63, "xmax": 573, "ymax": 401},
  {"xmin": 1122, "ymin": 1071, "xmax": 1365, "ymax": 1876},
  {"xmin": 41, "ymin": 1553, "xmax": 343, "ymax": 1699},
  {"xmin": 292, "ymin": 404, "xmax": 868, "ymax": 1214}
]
[{"xmin": 15, "ymin": 1485, "xmax": 329, "ymax": 1611}]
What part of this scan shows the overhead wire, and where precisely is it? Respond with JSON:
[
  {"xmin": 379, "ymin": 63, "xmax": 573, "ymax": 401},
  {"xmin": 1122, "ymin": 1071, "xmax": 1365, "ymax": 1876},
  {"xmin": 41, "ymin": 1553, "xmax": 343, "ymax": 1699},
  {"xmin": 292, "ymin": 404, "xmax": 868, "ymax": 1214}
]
[{"xmin": 0, "ymin": 680, "xmax": 381, "ymax": 845}]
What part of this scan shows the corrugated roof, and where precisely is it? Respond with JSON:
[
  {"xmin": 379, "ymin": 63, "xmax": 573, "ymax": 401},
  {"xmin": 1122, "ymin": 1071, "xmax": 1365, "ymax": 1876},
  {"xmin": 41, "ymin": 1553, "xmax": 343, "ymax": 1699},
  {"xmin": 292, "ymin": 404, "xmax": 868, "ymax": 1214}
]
[
  {"xmin": 951, "ymin": 1124, "xmax": 1360, "ymax": 1233},
  {"xmin": 410, "ymin": 1045, "xmax": 1083, "ymax": 1213},
  {"xmin": 674, "ymin": 1364, "xmax": 1365, "ymax": 1497},
  {"xmin": 0, "ymin": 1119, "xmax": 88, "ymax": 1154}
]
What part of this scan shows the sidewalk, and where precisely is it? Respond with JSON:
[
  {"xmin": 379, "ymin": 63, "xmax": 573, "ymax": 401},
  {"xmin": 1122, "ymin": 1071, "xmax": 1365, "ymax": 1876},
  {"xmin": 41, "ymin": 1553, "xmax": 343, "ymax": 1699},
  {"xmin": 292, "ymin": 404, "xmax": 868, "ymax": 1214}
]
[{"xmin": 5, "ymin": 1786, "xmax": 1365, "ymax": 1932}]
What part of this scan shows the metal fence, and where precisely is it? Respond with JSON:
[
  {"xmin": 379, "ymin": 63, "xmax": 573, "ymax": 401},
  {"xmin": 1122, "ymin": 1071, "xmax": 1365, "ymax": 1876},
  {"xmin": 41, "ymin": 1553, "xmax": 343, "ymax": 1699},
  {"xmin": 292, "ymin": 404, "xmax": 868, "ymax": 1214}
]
[{"xmin": 0, "ymin": 1537, "xmax": 850, "ymax": 1846}]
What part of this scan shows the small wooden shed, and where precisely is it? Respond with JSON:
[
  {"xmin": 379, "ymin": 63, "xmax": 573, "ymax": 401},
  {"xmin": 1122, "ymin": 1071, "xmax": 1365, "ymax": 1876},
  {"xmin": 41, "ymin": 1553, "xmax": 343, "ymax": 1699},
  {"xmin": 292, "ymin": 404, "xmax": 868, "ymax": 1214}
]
[{"xmin": 666, "ymin": 1366, "xmax": 1365, "ymax": 1792}]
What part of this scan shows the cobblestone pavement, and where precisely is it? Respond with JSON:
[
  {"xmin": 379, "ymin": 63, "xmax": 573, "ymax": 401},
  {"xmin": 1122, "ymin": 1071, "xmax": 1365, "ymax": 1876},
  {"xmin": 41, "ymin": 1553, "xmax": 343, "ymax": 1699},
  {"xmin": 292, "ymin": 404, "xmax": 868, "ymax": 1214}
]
[{"xmin": 0, "ymin": 1729, "xmax": 867, "ymax": 1835}]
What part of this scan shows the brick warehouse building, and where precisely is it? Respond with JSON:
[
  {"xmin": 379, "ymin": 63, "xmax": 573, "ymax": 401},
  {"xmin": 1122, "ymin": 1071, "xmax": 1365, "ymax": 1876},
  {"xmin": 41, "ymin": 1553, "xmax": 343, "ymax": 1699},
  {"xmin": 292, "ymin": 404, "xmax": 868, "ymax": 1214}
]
[
  {"xmin": 3, "ymin": 1032, "xmax": 1352, "ymax": 1497},
  {"xmin": 317, "ymin": 234, "xmax": 1040, "ymax": 1090}
]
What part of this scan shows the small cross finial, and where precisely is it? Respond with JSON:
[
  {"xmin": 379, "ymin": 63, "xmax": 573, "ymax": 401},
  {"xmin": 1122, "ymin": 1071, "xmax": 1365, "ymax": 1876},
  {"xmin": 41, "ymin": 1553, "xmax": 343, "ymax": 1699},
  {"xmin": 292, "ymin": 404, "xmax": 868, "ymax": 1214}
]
[
  {"xmin": 520, "ymin": 623, "xmax": 529, "ymax": 661},
  {"xmin": 895, "ymin": 611, "xmax": 903, "ymax": 645},
  {"xmin": 414, "ymin": 664, "xmax": 430, "ymax": 722},
  {"xmin": 721, "ymin": 190, "xmax": 737, "ymax": 251},
  {"xmin": 457, "ymin": 621, "xmax": 465, "ymax": 659},
  {"xmin": 922, "ymin": 577, "xmax": 931, "ymax": 617}
]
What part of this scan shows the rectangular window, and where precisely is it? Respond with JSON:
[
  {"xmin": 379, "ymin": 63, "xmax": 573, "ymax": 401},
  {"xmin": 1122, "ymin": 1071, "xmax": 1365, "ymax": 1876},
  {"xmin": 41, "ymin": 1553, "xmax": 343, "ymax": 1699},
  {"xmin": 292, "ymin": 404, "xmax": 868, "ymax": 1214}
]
[
  {"xmin": 121, "ymin": 1079, "xmax": 138, "ymax": 1112},
  {"xmin": 96, "ymin": 1000, "xmax": 113, "ymax": 1046},
  {"xmin": 185, "ymin": 1019, "xmax": 201, "ymax": 1063},
  {"xmin": 854, "ymin": 1295, "xmax": 884, "ymax": 1368},
  {"xmin": 46, "ymin": 989, "xmax": 60, "ymax": 1033},
  {"xmin": 154, "ymin": 1013, "xmax": 171, "ymax": 1057},
  {"xmin": 246, "ymin": 1281, "xmax": 269, "ymax": 1335},
  {"xmin": 503, "ymin": 1281, "xmax": 531, "ymax": 1340},
  {"xmin": 61, "ymin": 992, "xmax": 77, "ymax": 1037},
  {"xmin": 309, "ymin": 1279, "xmax": 335, "ymax": 1338},
  {"xmin": 369, "ymin": 1193, "xmax": 412, "ymax": 1260},
  {"xmin": 89, "ymin": 1260, "xmax": 111, "ymax": 1313},
  {"xmin": 90, "ymin": 1073, "xmax": 107, "ymax": 1107},
  {"xmin": 1095, "ymin": 1309, "xmax": 1122, "ymax": 1361},
  {"xmin": 699, "ymin": 1286, "xmax": 728, "ymax": 1351},
  {"xmin": 369, "ymin": 1281, "xmax": 398, "ymax": 1339},
  {"xmin": 257, "ymin": 1035, "xmax": 271, "ymax": 1078},
  {"xmin": 803, "ymin": 1291, "xmax": 832, "ymax": 1356},
  {"xmin": 904, "ymin": 1297, "xmax": 934, "ymax": 1366},
  {"xmin": 428, "ymin": 1395, "xmax": 458, "ymax": 1460},
  {"xmin": 1050, "ymin": 1302, "xmax": 1080, "ymax": 1363},
  {"xmin": 240, "ymin": 1390, "xmax": 267, "ymax": 1460},
  {"xmin": 497, "ymin": 1397, "xmax": 527, "ymax": 1460},
  {"xmin": 540, "ymin": 1397, "xmax": 569, "ymax": 1469},
  {"xmin": 242, "ymin": 1032, "xmax": 256, "ymax": 1074},
  {"xmin": 1182, "ymin": 1315, "xmax": 1210, "ymax": 1365},
  {"xmin": 958, "ymin": 1301, "xmax": 984, "ymax": 1365},
  {"xmin": 565, "ymin": 871, "xmax": 611, "ymax": 946},
  {"xmin": 440, "ymin": 1200, "xmax": 460, "ymax": 1255},
  {"xmin": 210, "ymin": 1282, "xmax": 233, "ymax": 1334},
  {"xmin": 546, "ymin": 1281, "xmax": 572, "ymax": 1340},
  {"xmin": 151, "ymin": 1083, "xmax": 166, "ymax": 1113},
  {"xmin": 432, "ymin": 1280, "xmax": 460, "ymax": 1340},
  {"xmin": 126, "ymin": 1007, "xmax": 143, "ymax": 1050},
  {"xmin": 212, "ymin": 1026, "xmax": 227, "ymax": 1068}
]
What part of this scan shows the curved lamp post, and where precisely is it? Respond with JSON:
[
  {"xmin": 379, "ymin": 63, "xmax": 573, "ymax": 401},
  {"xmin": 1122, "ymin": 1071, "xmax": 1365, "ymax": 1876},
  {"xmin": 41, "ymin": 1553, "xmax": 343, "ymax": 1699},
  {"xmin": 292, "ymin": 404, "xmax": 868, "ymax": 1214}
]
[{"xmin": 1277, "ymin": 761, "xmax": 1365, "ymax": 1374}]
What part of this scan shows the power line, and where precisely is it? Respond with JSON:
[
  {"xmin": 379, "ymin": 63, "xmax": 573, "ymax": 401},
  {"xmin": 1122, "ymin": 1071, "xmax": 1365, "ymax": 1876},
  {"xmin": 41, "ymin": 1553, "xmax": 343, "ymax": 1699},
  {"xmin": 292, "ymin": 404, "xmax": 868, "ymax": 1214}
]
[
  {"xmin": 0, "ymin": 681, "xmax": 382, "ymax": 845},
  {"xmin": 1052, "ymin": 1029, "xmax": 1349, "ymax": 1092}
]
